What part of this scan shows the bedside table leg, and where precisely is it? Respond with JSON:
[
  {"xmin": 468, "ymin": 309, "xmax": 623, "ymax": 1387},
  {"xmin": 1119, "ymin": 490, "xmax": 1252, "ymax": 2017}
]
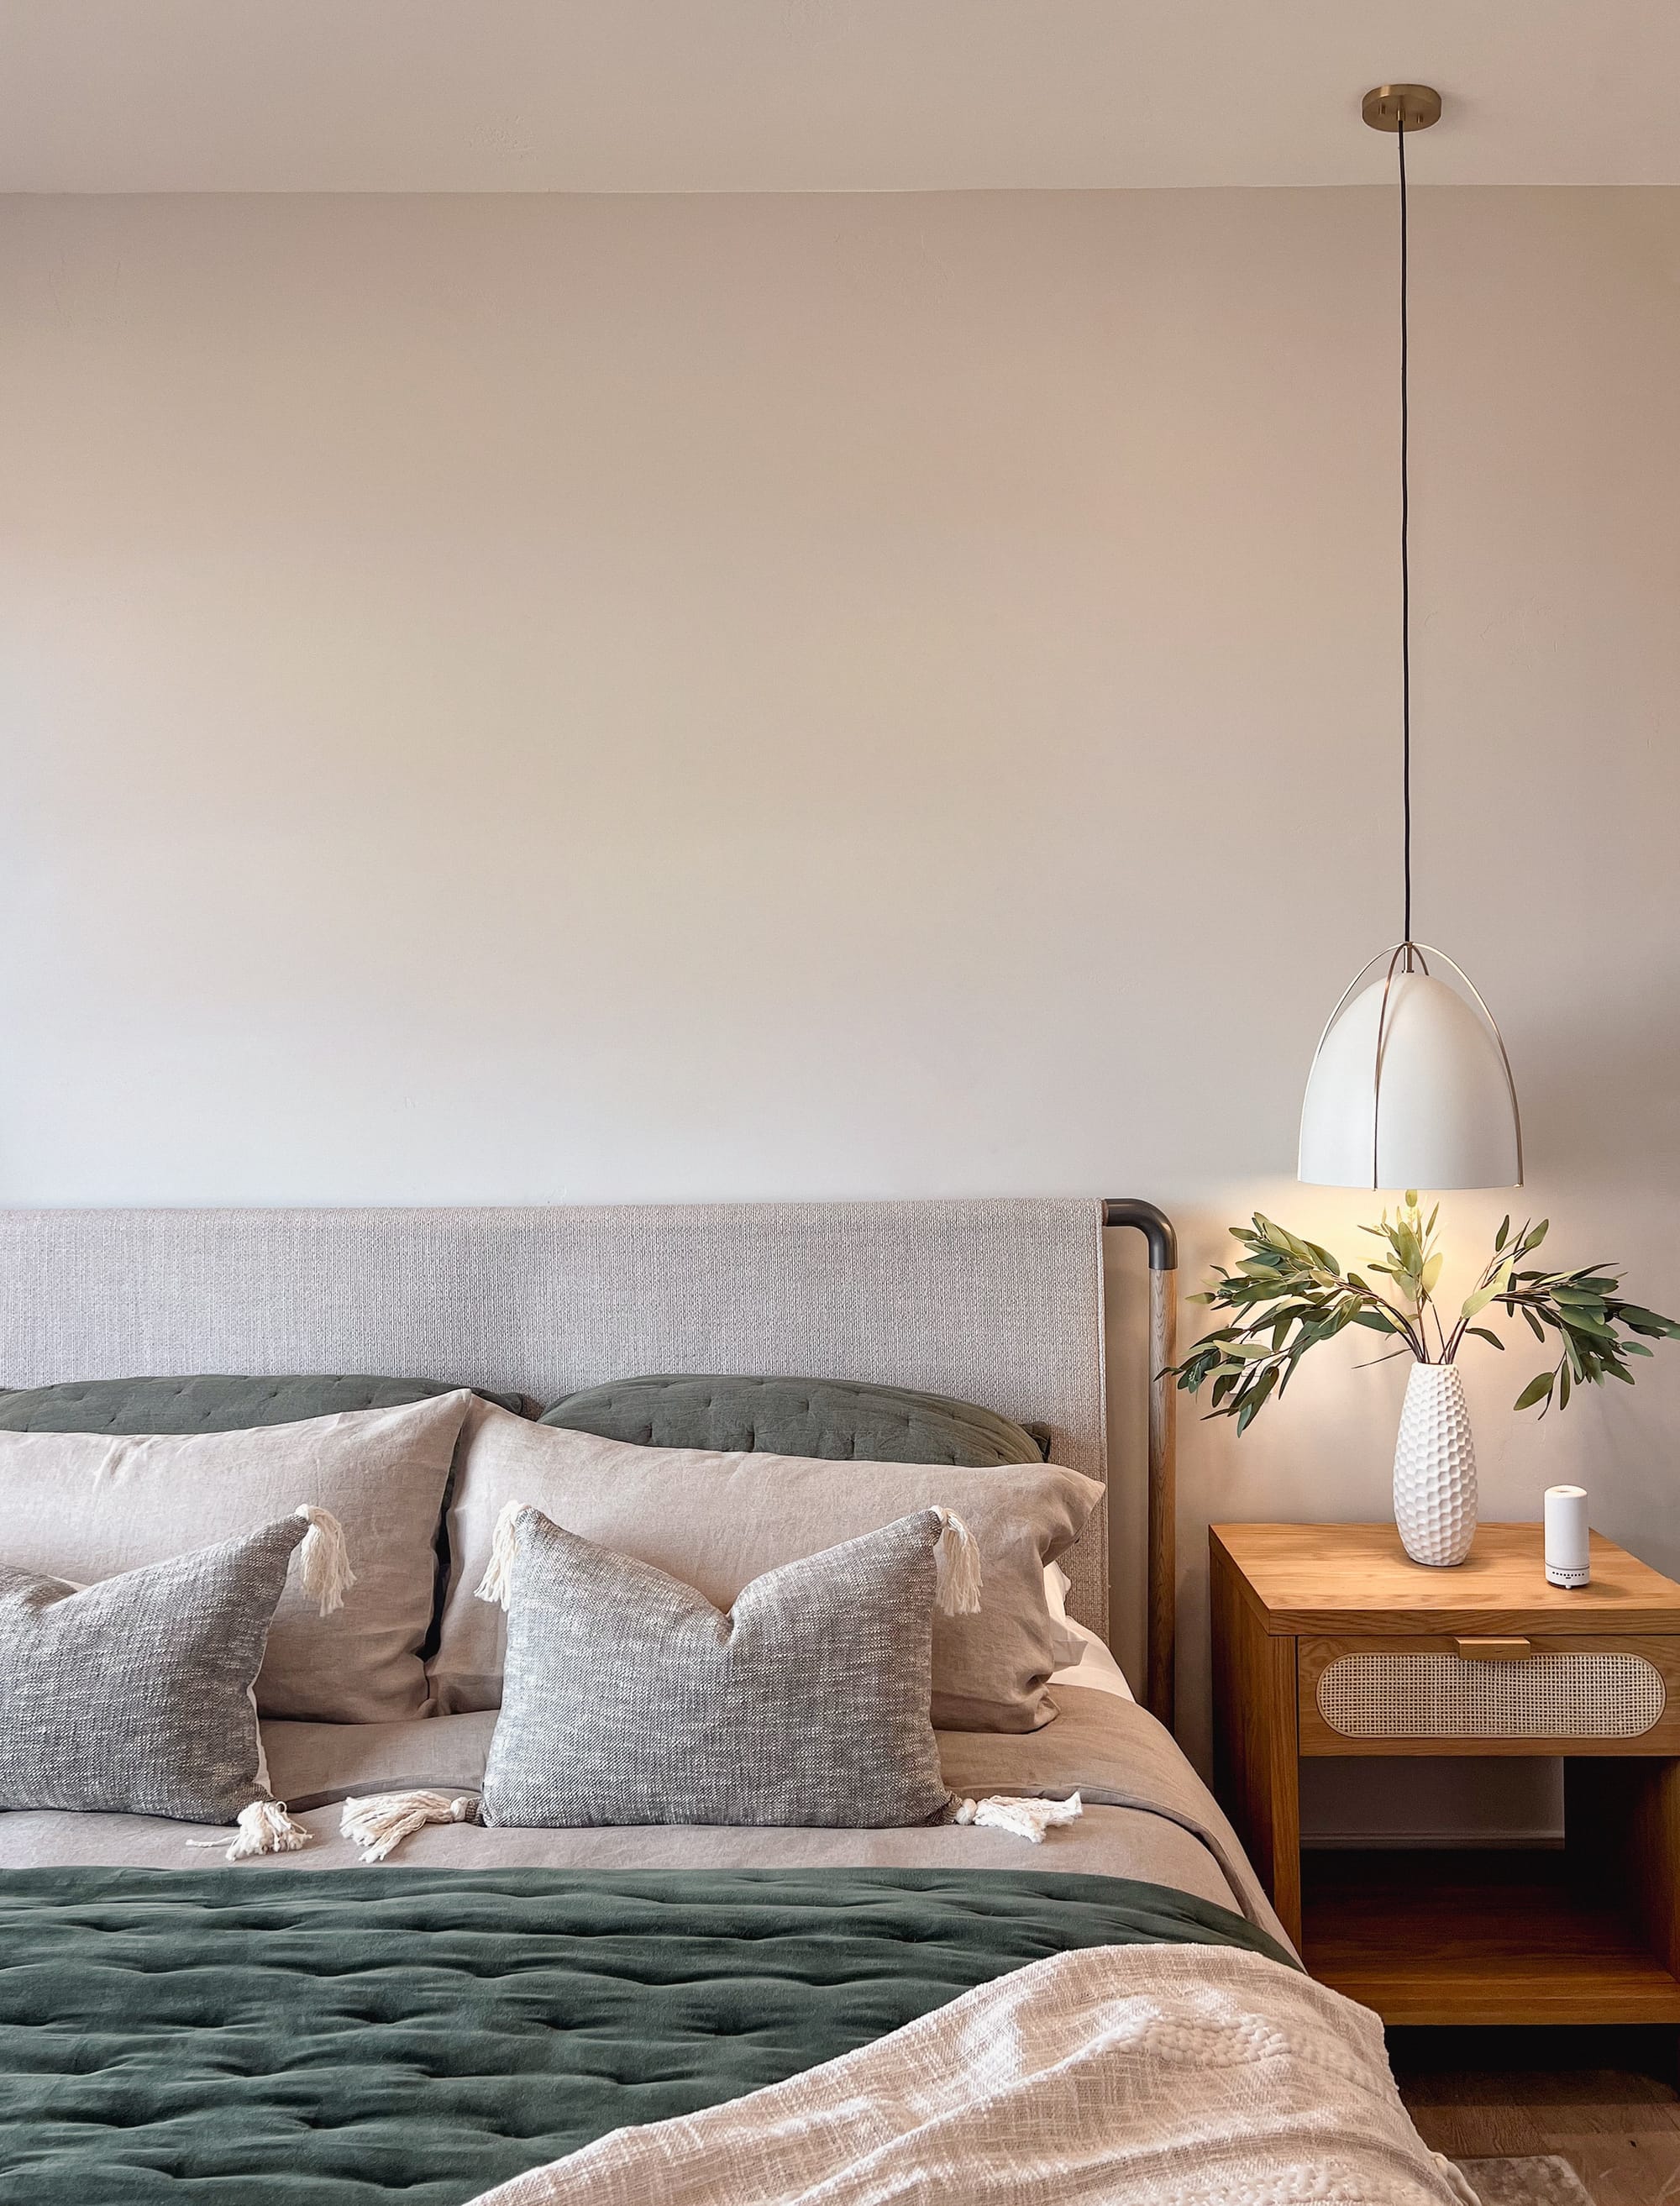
[{"xmin": 1211, "ymin": 1545, "xmax": 1301, "ymax": 1945}]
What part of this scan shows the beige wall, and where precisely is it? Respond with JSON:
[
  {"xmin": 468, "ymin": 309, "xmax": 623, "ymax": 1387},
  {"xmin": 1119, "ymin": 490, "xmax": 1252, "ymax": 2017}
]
[{"xmin": 3, "ymin": 189, "xmax": 1677, "ymax": 1826}]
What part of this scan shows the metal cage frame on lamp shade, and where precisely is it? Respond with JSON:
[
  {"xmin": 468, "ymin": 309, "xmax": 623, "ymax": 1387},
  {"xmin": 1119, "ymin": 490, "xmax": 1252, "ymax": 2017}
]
[{"xmin": 1297, "ymin": 82, "xmax": 1524, "ymax": 1194}]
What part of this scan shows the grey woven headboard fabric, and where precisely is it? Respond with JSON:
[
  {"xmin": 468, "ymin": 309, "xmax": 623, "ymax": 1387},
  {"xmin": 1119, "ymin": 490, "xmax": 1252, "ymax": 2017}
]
[{"xmin": 0, "ymin": 1200, "xmax": 1110, "ymax": 1631}]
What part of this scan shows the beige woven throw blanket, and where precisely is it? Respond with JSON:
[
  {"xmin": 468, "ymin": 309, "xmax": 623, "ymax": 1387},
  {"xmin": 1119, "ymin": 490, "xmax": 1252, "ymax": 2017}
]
[{"xmin": 470, "ymin": 1941, "xmax": 1473, "ymax": 2206}]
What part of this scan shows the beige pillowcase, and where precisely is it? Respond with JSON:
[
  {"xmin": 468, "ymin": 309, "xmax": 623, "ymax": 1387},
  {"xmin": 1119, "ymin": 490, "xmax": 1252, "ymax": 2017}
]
[
  {"xmin": 430, "ymin": 1401, "xmax": 1102, "ymax": 1731},
  {"xmin": 0, "ymin": 1393, "xmax": 472, "ymax": 1722}
]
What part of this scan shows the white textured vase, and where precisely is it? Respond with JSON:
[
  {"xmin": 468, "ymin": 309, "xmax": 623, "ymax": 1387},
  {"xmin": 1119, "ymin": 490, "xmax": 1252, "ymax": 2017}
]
[{"xmin": 1393, "ymin": 1362, "xmax": 1478, "ymax": 1567}]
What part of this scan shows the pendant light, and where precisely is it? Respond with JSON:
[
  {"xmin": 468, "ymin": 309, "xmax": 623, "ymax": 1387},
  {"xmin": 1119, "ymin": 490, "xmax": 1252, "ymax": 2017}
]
[{"xmin": 1298, "ymin": 84, "xmax": 1523, "ymax": 1191}]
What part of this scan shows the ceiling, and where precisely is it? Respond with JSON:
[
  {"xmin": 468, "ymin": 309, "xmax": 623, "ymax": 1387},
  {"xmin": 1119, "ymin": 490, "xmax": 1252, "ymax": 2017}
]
[{"xmin": 3, "ymin": 0, "xmax": 1677, "ymax": 194}]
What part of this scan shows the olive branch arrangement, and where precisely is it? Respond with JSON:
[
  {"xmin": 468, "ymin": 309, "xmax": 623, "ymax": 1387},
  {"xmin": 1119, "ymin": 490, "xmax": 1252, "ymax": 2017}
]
[{"xmin": 1169, "ymin": 1194, "xmax": 1680, "ymax": 1432}]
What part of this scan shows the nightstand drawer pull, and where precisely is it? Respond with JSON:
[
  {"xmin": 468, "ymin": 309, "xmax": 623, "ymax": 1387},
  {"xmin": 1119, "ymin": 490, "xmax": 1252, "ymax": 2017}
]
[
  {"xmin": 1453, "ymin": 1637, "xmax": 1531, "ymax": 1660},
  {"xmin": 1315, "ymin": 1651, "xmax": 1665, "ymax": 1741}
]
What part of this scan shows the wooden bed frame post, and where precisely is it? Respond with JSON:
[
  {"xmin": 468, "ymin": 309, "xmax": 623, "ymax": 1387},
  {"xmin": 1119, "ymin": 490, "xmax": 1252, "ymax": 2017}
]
[{"xmin": 1103, "ymin": 1199, "xmax": 1179, "ymax": 1731}]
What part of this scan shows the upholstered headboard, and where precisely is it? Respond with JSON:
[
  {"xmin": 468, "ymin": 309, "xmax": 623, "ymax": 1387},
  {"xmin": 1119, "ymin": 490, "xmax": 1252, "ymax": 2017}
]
[{"xmin": 0, "ymin": 1199, "xmax": 1114, "ymax": 1631}]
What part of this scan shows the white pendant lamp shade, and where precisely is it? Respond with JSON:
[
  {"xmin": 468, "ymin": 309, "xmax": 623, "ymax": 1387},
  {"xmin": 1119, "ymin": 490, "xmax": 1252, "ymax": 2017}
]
[{"xmin": 1299, "ymin": 950, "xmax": 1522, "ymax": 1190}]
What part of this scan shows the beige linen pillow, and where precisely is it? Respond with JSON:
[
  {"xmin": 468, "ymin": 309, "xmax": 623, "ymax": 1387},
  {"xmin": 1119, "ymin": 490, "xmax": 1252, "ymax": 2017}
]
[
  {"xmin": 0, "ymin": 1393, "xmax": 472, "ymax": 1722},
  {"xmin": 431, "ymin": 1400, "xmax": 1102, "ymax": 1731}
]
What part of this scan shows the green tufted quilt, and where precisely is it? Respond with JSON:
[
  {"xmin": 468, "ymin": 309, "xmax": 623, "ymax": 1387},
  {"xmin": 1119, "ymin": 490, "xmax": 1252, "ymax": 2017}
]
[{"xmin": 0, "ymin": 1865, "xmax": 1292, "ymax": 2203}]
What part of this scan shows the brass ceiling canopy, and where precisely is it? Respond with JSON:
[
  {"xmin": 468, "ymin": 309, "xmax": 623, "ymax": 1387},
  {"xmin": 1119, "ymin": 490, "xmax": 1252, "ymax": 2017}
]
[{"xmin": 1362, "ymin": 83, "xmax": 1443, "ymax": 134}]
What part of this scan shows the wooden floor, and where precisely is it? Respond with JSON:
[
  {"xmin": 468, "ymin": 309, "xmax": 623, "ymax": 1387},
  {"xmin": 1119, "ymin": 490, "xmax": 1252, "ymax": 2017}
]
[{"xmin": 1392, "ymin": 2028, "xmax": 1680, "ymax": 2205}]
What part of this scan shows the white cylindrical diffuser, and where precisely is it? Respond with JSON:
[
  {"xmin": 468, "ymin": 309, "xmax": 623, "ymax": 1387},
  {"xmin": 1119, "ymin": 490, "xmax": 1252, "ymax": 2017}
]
[{"xmin": 1545, "ymin": 1486, "xmax": 1590, "ymax": 1589}]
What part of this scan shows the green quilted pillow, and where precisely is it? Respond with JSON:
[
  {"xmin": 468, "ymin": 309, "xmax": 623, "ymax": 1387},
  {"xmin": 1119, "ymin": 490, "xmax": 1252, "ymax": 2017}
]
[
  {"xmin": 0, "ymin": 1373, "xmax": 528, "ymax": 1434},
  {"xmin": 541, "ymin": 1374, "xmax": 1049, "ymax": 1466}
]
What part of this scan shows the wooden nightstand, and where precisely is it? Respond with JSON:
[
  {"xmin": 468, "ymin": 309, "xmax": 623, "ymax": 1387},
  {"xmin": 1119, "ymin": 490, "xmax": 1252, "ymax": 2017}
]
[{"xmin": 1210, "ymin": 1521, "xmax": 1680, "ymax": 2029}]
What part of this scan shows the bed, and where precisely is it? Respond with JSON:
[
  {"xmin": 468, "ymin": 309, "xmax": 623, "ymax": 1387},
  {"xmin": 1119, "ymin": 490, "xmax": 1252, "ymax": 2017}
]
[{"xmin": 0, "ymin": 1200, "xmax": 1463, "ymax": 2204}]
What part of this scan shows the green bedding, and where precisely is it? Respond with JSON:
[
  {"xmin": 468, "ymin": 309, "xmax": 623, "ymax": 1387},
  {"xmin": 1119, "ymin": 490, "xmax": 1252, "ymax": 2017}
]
[{"xmin": 0, "ymin": 1866, "xmax": 1293, "ymax": 2203}]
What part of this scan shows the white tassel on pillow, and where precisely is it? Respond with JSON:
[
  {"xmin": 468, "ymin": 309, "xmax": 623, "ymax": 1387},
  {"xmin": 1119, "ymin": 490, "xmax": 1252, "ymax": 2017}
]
[
  {"xmin": 931, "ymin": 1507, "xmax": 983, "ymax": 1616},
  {"xmin": 188, "ymin": 1799, "xmax": 313, "ymax": 1862},
  {"xmin": 293, "ymin": 1504, "xmax": 355, "ymax": 1616},
  {"xmin": 475, "ymin": 1499, "xmax": 529, "ymax": 1610},
  {"xmin": 953, "ymin": 1791, "xmax": 1083, "ymax": 1845},
  {"xmin": 341, "ymin": 1789, "xmax": 481, "ymax": 1863}
]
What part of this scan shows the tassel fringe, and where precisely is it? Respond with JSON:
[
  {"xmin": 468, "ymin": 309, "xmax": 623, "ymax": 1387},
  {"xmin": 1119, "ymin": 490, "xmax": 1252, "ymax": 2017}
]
[
  {"xmin": 932, "ymin": 1507, "xmax": 983, "ymax": 1615},
  {"xmin": 341, "ymin": 1789, "xmax": 481, "ymax": 1863},
  {"xmin": 293, "ymin": 1504, "xmax": 356, "ymax": 1616},
  {"xmin": 187, "ymin": 1798, "xmax": 314, "ymax": 1862},
  {"xmin": 474, "ymin": 1500, "xmax": 528, "ymax": 1610},
  {"xmin": 952, "ymin": 1791, "xmax": 1083, "ymax": 1845}
]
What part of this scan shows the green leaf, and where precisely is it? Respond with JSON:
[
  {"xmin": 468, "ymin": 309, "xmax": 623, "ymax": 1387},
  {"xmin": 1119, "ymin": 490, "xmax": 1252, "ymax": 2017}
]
[
  {"xmin": 1617, "ymin": 1305, "xmax": 1680, "ymax": 1334},
  {"xmin": 1234, "ymin": 1364, "xmax": 1279, "ymax": 1433},
  {"xmin": 1514, "ymin": 1372, "xmax": 1555, "ymax": 1412},
  {"xmin": 1558, "ymin": 1363, "xmax": 1572, "ymax": 1411},
  {"xmin": 1525, "ymin": 1220, "xmax": 1549, "ymax": 1252},
  {"xmin": 1522, "ymin": 1306, "xmax": 1546, "ymax": 1341},
  {"xmin": 1495, "ymin": 1216, "xmax": 1509, "ymax": 1252},
  {"xmin": 1559, "ymin": 1310, "xmax": 1617, "ymax": 1343},
  {"xmin": 1404, "ymin": 1190, "xmax": 1418, "ymax": 1209},
  {"xmin": 1351, "ymin": 1310, "xmax": 1398, "ymax": 1333},
  {"xmin": 1420, "ymin": 1252, "xmax": 1445, "ymax": 1297},
  {"xmin": 1459, "ymin": 1267, "xmax": 1504, "ymax": 1321},
  {"xmin": 1466, "ymin": 1326, "xmax": 1505, "ymax": 1351}
]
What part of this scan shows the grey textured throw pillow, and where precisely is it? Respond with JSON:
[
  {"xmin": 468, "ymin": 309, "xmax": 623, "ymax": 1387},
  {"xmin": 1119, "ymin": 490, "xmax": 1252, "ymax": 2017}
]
[
  {"xmin": 0, "ymin": 1509, "xmax": 346, "ymax": 1830},
  {"xmin": 478, "ymin": 1505, "xmax": 970, "ymax": 1830}
]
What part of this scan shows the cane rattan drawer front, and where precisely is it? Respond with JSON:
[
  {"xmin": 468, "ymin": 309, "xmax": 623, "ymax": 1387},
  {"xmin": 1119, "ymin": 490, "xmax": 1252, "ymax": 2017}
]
[{"xmin": 1298, "ymin": 1636, "xmax": 1680, "ymax": 1756}]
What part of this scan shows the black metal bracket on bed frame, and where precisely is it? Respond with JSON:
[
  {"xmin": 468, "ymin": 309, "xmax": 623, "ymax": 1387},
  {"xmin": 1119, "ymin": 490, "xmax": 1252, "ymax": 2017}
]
[{"xmin": 1102, "ymin": 1199, "xmax": 1178, "ymax": 1731}]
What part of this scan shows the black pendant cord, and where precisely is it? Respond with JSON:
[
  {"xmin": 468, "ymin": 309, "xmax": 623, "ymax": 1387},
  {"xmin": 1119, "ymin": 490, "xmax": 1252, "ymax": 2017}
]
[{"xmin": 1399, "ymin": 113, "xmax": 1414, "ymax": 959}]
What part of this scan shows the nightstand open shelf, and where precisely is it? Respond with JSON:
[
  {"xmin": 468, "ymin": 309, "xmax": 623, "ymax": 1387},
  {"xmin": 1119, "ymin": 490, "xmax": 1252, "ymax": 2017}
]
[
  {"xmin": 1303, "ymin": 1843, "xmax": 1680, "ymax": 2027},
  {"xmin": 1211, "ymin": 1523, "xmax": 1680, "ymax": 2034}
]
